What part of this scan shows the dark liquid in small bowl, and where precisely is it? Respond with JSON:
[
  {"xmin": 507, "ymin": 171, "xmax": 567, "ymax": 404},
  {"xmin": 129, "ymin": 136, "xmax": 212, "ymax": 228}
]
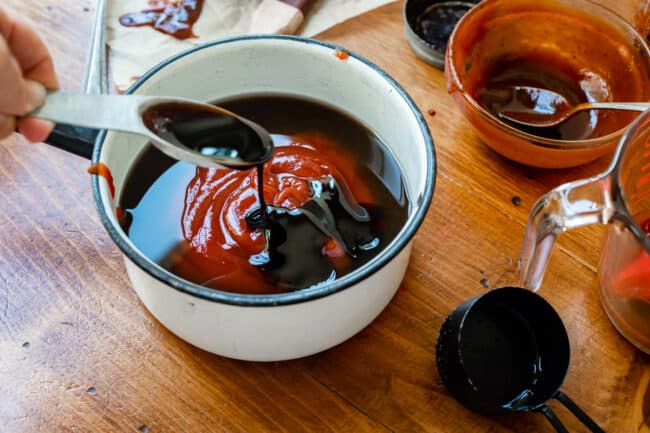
[
  {"xmin": 451, "ymin": 0, "xmax": 650, "ymax": 147},
  {"xmin": 474, "ymin": 56, "xmax": 603, "ymax": 140},
  {"xmin": 119, "ymin": 95, "xmax": 409, "ymax": 294}
]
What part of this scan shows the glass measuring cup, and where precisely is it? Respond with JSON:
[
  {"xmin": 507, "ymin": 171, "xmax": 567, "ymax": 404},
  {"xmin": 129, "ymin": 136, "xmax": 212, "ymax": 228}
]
[{"xmin": 519, "ymin": 109, "xmax": 650, "ymax": 353}]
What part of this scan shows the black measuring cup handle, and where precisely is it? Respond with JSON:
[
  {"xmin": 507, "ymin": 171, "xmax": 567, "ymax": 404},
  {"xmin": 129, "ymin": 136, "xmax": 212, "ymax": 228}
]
[
  {"xmin": 554, "ymin": 391, "xmax": 606, "ymax": 433},
  {"xmin": 537, "ymin": 391, "xmax": 606, "ymax": 433},
  {"xmin": 538, "ymin": 405, "xmax": 570, "ymax": 433}
]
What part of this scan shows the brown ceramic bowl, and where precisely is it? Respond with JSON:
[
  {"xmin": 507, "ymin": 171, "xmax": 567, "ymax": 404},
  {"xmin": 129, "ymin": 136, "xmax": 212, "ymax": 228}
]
[{"xmin": 445, "ymin": 0, "xmax": 650, "ymax": 168}]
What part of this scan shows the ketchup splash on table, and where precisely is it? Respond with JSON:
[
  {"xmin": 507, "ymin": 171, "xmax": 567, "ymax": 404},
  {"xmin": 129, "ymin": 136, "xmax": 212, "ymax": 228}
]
[{"xmin": 119, "ymin": 0, "xmax": 204, "ymax": 39}]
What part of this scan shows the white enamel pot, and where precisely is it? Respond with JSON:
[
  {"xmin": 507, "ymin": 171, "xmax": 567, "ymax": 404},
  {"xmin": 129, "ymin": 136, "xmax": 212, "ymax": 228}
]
[{"xmin": 49, "ymin": 36, "xmax": 436, "ymax": 361}]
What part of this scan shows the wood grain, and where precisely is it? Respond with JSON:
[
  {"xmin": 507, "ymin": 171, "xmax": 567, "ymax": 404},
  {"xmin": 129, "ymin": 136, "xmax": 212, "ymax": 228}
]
[{"xmin": 0, "ymin": 1, "xmax": 649, "ymax": 432}]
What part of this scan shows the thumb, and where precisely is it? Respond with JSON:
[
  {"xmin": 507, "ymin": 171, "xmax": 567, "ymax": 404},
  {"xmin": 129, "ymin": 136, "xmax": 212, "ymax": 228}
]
[
  {"xmin": 20, "ymin": 78, "xmax": 47, "ymax": 114},
  {"xmin": 16, "ymin": 79, "xmax": 51, "ymax": 142}
]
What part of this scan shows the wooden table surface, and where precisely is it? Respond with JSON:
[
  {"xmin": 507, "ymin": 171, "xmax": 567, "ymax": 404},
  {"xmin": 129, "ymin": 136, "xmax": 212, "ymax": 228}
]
[{"xmin": 0, "ymin": 1, "xmax": 648, "ymax": 432}]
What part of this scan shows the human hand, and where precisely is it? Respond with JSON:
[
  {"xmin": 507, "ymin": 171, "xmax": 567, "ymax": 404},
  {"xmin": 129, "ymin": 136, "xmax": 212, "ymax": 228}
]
[{"xmin": 0, "ymin": 7, "xmax": 58, "ymax": 142}]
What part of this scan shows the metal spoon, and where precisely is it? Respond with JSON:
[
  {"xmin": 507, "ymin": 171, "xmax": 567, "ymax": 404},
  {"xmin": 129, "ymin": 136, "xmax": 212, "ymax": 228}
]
[
  {"xmin": 498, "ymin": 100, "xmax": 650, "ymax": 130},
  {"xmin": 28, "ymin": 91, "xmax": 274, "ymax": 169}
]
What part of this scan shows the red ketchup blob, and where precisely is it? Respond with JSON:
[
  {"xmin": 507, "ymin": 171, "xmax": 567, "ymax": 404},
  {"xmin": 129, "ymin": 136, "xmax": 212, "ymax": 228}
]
[{"xmin": 170, "ymin": 133, "xmax": 374, "ymax": 293}]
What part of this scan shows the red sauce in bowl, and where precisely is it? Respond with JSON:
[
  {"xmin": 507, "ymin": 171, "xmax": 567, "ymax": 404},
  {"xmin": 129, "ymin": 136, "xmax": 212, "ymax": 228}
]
[{"xmin": 119, "ymin": 96, "xmax": 409, "ymax": 294}]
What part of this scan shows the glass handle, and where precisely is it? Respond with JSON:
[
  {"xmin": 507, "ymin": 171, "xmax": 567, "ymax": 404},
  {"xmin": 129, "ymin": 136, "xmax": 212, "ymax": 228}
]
[{"xmin": 518, "ymin": 174, "xmax": 614, "ymax": 291}]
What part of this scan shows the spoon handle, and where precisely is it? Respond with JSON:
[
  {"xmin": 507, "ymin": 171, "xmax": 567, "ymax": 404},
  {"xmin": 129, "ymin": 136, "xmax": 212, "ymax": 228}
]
[
  {"xmin": 583, "ymin": 101, "xmax": 650, "ymax": 112},
  {"xmin": 27, "ymin": 91, "xmax": 150, "ymax": 135}
]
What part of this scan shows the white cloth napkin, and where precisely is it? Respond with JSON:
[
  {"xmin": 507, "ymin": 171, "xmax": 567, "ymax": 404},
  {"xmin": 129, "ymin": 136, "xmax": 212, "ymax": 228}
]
[{"xmin": 107, "ymin": 0, "xmax": 394, "ymax": 91}]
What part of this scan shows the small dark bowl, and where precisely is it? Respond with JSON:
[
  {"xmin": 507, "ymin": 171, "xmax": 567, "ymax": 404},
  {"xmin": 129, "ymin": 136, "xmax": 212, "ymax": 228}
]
[{"xmin": 404, "ymin": 0, "xmax": 478, "ymax": 69}]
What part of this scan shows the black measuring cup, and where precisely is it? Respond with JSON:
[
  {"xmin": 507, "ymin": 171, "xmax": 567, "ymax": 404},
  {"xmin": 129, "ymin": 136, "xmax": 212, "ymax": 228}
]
[{"xmin": 436, "ymin": 287, "xmax": 606, "ymax": 433}]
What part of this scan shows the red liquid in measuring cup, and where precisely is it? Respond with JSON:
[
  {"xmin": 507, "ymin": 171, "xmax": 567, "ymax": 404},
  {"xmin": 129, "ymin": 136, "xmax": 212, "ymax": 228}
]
[
  {"xmin": 600, "ymin": 213, "xmax": 650, "ymax": 351},
  {"xmin": 642, "ymin": 218, "xmax": 650, "ymax": 236}
]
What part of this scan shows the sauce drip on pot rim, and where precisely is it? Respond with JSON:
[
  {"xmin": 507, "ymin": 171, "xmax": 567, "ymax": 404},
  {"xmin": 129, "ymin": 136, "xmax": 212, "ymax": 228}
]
[{"xmin": 88, "ymin": 162, "xmax": 115, "ymax": 198}]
